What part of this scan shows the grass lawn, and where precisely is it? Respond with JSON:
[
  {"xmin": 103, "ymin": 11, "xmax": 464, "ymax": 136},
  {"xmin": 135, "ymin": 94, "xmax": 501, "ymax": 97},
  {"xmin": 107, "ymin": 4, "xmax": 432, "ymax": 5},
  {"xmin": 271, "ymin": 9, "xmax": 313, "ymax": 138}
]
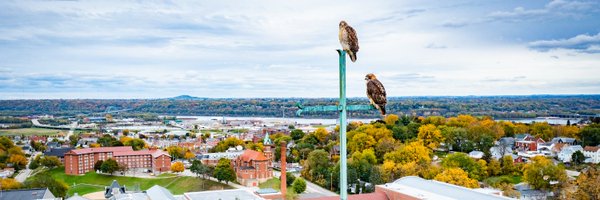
[
  {"xmin": 259, "ymin": 177, "xmax": 281, "ymax": 191},
  {"xmin": 0, "ymin": 128, "xmax": 64, "ymax": 136},
  {"xmin": 47, "ymin": 167, "xmax": 232, "ymax": 196}
]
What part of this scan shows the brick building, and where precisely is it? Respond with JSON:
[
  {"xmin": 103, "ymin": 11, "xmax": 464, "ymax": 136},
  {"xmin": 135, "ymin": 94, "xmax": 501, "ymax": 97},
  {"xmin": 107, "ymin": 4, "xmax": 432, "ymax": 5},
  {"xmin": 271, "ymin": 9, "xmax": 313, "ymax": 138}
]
[
  {"xmin": 233, "ymin": 149, "xmax": 273, "ymax": 187},
  {"xmin": 64, "ymin": 146, "xmax": 171, "ymax": 175}
]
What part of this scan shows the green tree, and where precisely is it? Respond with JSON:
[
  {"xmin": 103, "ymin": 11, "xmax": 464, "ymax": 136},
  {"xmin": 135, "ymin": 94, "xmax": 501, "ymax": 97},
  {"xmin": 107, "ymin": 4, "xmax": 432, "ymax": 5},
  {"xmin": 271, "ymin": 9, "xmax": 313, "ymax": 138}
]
[
  {"xmin": 40, "ymin": 156, "xmax": 62, "ymax": 168},
  {"xmin": 100, "ymin": 158, "xmax": 119, "ymax": 175},
  {"xmin": 523, "ymin": 156, "xmax": 567, "ymax": 190},
  {"xmin": 441, "ymin": 152, "xmax": 487, "ymax": 180},
  {"xmin": 283, "ymin": 172, "xmax": 296, "ymax": 186},
  {"xmin": 291, "ymin": 177, "xmax": 307, "ymax": 194},
  {"xmin": 214, "ymin": 158, "xmax": 235, "ymax": 184},
  {"xmin": 301, "ymin": 150, "xmax": 331, "ymax": 183},
  {"xmin": 94, "ymin": 160, "xmax": 104, "ymax": 171},
  {"xmin": 488, "ymin": 159, "xmax": 501, "ymax": 176},
  {"xmin": 571, "ymin": 150, "xmax": 585, "ymax": 165},
  {"xmin": 291, "ymin": 129, "xmax": 305, "ymax": 141},
  {"xmin": 581, "ymin": 124, "xmax": 600, "ymax": 146},
  {"xmin": 24, "ymin": 172, "xmax": 69, "ymax": 197},
  {"xmin": 501, "ymin": 155, "xmax": 516, "ymax": 175}
]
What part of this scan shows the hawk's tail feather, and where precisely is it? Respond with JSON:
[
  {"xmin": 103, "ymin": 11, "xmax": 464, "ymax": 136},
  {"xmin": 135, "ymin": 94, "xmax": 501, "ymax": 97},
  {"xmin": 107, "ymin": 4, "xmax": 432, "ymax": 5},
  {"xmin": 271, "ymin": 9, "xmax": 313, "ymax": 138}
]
[
  {"xmin": 348, "ymin": 51, "xmax": 357, "ymax": 62},
  {"xmin": 379, "ymin": 105, "xmax": 386, "ymax": 116}
]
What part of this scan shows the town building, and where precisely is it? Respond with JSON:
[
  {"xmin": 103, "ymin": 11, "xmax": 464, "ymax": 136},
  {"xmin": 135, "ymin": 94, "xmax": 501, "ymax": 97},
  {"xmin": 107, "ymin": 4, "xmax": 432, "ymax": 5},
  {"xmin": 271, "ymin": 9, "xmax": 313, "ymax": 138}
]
[
  {"xmin": 64, "ymin": 146, "xmax": 171, "ymax": 175},
  {"xmin": 557, "ymin": 145, "xmax": 583, "ymax": 163},
  {"xmin": 232, "ymin": 135, "xmax": 274, "ymax": 187},
  {"xmin": 515, "ymin": 134, "xmax": 545, "ymax": 152},
  {"xmin": 583, "ymin": 146, "xmax": 600, "ymax": 164},
  {"xmin": 0, "ymin": 188, "xmax": 59, "ymax": 200},
  {"xmin": 43, "ymin": 147, "xmax": 74, "ymax": 163}
]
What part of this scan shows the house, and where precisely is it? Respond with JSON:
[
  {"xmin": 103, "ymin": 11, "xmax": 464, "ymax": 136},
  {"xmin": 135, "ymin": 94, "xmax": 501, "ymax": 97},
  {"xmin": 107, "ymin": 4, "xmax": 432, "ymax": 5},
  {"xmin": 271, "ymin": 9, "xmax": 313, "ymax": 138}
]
[
  {"xmin": 105, "ymin": 180, "xmax": 126, "ymax": 199},
  {"xmin": 43, "ymin": 147, "xmax": 74, "ymax": 163},
  {"xmin": 469, "ymin": 151, "xmax": 484, "ymax": 159},
  {"xmin": 515, "ymin": 134, "xmax": 545, "ymax": 152},
  {"xmin": 0, "ymin": 168, "xmax": 15, "ymax": 178},
  {"xmin": 583, "ymin": 146, "xmax": 600, "ymax": 164},
  {"xmin": 0, "ymin": 188, "xmax": 59, "ymax": 200},
  {"xmin": 557, "ymin": 145, "xmax": 583, "ymax": 163},
  {"xmin": 550, "ymin": 137, "xmax": 577, "ymax": 145},
  {"xmin": 550, "ymin": 143, "xmax": 567, "ymax": 157},
  {"xmin": 198, "ymin": 146, "xmax": 244, "ymax": 166},
  {"xmin": 490, "ymin": 145, "xmax": 512, "ymax": 160},
  {"xmin": 46, "ymin": 142, "xmax": 61, "ymax": 149}
]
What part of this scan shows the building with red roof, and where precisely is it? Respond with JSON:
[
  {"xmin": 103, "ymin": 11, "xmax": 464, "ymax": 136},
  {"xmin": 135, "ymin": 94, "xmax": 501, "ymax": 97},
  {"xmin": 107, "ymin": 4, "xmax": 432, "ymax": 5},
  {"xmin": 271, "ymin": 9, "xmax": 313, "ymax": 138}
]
[
  {"xmin": 64, "ymin": 146, "xmax": 171, "ymax": 175},
  {"xmin": 233, "ymin": 149, "xmax": 273, "ymax": 187}
]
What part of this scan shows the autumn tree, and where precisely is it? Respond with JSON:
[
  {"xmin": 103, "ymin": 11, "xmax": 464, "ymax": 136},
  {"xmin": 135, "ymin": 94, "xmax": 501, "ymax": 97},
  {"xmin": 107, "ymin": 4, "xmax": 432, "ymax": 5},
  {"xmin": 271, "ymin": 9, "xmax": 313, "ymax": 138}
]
[
  {"xmin": 554, "ymin": 125, "xmax": 579, "ymax": 139},
  {"xmin": 8, "ymin": 154, "xmax": 28, "ymax": 170},
  {"xmin": 24, "ymin": 171, "xmax": 69, "ymax": 197},
  {"xmin": 40, "ymin": 156, "xmax": 62, "ymax": 168},
  {"xmin": 570, "ymin": 167, "xmax": 600, "ymax": 199},
  {"xmin": 171, "ymin": 161, "xmax": 185, "ymax": 173},
  {"xmin": 211, "ymin": 137, "xmax": 244, "ymax": 152},
  {"xmin": 530, "ymin": 122, "xmax": 554, "ymax": 141},
  {"xmin": 523, "ymin": 156, "xmax": 567, "ymax": 190},
  {"xmin": 314, "ymin": 128, "xmax": 329, "ymax": 145},
  {"xmin": 384, "ymin": 114, "xmax": 399, "ymax": 126},
  {"xmin": 441, "ymin": 152, "xmax": 487, "ymax": 180},
  {"xmin": 418, "ymin": 124, "xmax": 444, "ymax": 149},
  {"xmin": 488, "ymin": 159, "xmax": 501, "ymax": 176},
  {"xmin": 347, "ymin": 132, "xmax": 376, "ymax": 153},
  {"xmin": 301, "ymin": 150, "xmax": 331, "ymax": 184},
  {"xmin": 0, "ymin": 178, "xmax": 22, "ymax": 190},
  {"xmin": 500, "ymin": 155, "xmax": 516, "ymax": 175},
  {"xmin": 434, "ymin": 168, "xmax": 479, "ymax": 188},
  {"xmin": 167, "ymin": 146, "xmax": 185, "ymax": 159}
]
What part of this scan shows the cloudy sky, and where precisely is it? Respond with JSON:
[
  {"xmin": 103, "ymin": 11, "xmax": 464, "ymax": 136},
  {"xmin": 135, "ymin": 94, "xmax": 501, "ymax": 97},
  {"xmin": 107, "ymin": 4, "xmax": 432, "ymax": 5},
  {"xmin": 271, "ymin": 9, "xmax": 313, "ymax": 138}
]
[{"xmin": 1, "ymin": 0, "xmax": 599, "ymax": 99}]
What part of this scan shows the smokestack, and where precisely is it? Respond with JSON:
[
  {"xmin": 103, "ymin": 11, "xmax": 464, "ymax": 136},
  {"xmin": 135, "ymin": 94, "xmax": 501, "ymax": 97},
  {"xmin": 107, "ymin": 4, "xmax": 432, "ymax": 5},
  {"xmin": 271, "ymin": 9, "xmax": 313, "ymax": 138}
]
[{"xmin": 280, "ymin": 141, "xmax": 287, "ymax": 199}]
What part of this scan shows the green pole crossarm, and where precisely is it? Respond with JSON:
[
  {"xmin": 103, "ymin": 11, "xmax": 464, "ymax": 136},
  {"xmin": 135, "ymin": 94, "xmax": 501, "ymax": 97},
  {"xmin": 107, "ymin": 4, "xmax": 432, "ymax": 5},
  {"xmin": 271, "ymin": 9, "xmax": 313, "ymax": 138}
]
[{"xmin": 295, "ymin": 103, "xmax": 376, "ymax": 116}]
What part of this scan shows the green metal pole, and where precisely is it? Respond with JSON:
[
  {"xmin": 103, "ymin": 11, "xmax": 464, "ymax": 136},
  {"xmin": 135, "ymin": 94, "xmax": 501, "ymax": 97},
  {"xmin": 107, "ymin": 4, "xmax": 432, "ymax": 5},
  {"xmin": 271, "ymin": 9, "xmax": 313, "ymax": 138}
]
[{"xmin": 337, "ymin": 49, "xmax": 348, "ymax": 200}]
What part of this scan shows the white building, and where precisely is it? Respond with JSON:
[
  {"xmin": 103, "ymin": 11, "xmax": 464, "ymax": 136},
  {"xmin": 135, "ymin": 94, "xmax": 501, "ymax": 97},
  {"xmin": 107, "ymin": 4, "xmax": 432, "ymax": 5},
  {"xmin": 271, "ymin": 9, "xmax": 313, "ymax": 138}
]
[
  {"xmin": 583, "ymin": 146, "xmax": 600, "ymax": 164},
  {"xmin": 557, "ymin": 145, "xmax": 583, "ymax": 163}
]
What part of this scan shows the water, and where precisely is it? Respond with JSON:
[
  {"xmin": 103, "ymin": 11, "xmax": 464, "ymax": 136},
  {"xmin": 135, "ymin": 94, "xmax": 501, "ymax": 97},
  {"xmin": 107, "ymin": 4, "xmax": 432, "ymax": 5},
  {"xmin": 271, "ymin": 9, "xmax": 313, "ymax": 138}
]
[
  {"xmin": 173, "ymin": 115, "xmax": 378, "ymax": 125},
  {"xmin": 497, "ymin": 117, "xmax": 583, "ymax": 125}
]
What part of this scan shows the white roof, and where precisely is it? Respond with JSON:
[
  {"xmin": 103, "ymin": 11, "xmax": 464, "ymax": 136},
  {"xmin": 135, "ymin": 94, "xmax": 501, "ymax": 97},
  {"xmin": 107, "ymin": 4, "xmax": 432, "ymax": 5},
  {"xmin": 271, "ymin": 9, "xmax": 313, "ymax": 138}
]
[
  {"xmin": 382, "ymin": 176, "xmax": 514, "ymax": 200},
  {"xmin": 184, "ymin": 189, "xmax": 264, "ymax": 200}
]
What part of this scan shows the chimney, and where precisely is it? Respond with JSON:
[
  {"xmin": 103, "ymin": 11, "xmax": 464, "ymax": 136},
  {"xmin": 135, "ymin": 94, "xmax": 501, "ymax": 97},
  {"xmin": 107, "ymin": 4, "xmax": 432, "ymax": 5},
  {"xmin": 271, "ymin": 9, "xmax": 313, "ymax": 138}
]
[{"xmin": 280, "ymin": 141, "xmax": 287, "ymax": 199}]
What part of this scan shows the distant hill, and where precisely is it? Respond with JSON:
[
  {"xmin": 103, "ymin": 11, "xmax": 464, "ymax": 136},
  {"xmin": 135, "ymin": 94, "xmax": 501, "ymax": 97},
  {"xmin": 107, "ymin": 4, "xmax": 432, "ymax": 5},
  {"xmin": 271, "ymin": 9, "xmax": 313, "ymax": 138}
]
[
  {"xmin": 0, "ymin": 95, "xmax": 599, "ymax": 118},
  {"xmin": 168, "ymin": 95, "xmax": 206, "ymax": 100}
]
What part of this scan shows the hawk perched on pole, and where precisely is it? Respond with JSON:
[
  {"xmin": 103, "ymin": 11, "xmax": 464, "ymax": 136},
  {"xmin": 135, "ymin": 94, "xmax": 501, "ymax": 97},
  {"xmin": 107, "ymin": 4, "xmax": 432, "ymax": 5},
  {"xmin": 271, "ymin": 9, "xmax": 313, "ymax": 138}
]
[
  {"xmin": 339, "ymin": 21, "xmax": 359, "ymax": 62},
  {"xmin": 365, "ymin": 73, "xmax": 387, "ymax": 116}
]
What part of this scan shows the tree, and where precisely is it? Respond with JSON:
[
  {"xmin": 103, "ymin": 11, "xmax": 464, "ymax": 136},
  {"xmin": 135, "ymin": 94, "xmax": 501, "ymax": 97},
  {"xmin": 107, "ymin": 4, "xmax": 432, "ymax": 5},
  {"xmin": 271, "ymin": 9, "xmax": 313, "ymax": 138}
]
[
  {"xmin": 530, "ymin": 122, "xmax": 554, "ymax": 141},
  {"xmin": 418, "ymin": 124, "xmax": 444, "ymax": 149},
  {"xmin": 523, "ymin": 156, "xmax": 567, "ymax": 190},
  {"xmin": 211, "ymin": 137, "xmax": 244, "ymax": 152},
  {"xmin": 554, "ymin": 125, "xmax": 579, "ymax": 139},
  {"xmin": 167, "ymin": 146, "xmax": 185, "ymax": 159},
  {"xmin": 347, "ymin": 133, "xmax": 375, "ymax": 153},
  {"xmin": 184, "ymin": 151, "xmax": 196, "ymax": 160},
  {"xmin": 171, "ymin": 162, "xmax": 184, "ymax": 173},
  {"xmin": 122, "ymin": 129, "xmax": 130, "ymax": 136},
  {"xmin": 69, "ymin": 134, "xmax": 80, "ymax": 147},
  {"xmin": 118, "ymin": 162, "xmax": 128, "ymax": 174},
  {"xmin": 570, "ymin": 167, "xmax": 600, "ymax": 199},
  {"xmin": 40, "ymin": 156, "xmax": 62, "ymax": 168},
  {"xmin": 214, "ymin": 158, "xmax": 235, "ymax": 184},
  {"xmin": 488, "ymin": 159, "xmax": 501, "ymax": 176},
  {"xmin": 441, "ymin": 152, "xmax": 487, "ymax": 180},
  {"xmin": 501, "ymin": 155, "xmax": 516, "ymax": 175},
  {"xmin": 384, "ymin": 114, "xmax": 399, "ymax": 126},
  {"xmin": 94, "ymin": 160, "xmax": 104, "ymax": 171},
  {"xmin": 571, "ymin": 151, "xmax": 585, "ymax": 165},
  {"xmin": 8, "ymin": 154, "xmax": 28, "ymax": 170},
  {"xmin": 291, "ymin": 177, "xmax": 307, "ymax": 193},
  {"xmin": 314, "ymin": 128, "xmax": 329, "ymax": 145},
  {"xmin": 24, "ymin": 172, "xmax": 69, "ymax": 197},
  {"xmin": 434, "ymin": 168, "xmax": 479, "ymax": 188},
  {"xmin": 301, "ymin": 150, "xmax": 331, "ymax": 183},
  {"xmin": 122, "ymin": 138, "xmax": 146, "ymax": 150},
  {"xmin": 283, "ymin": 172, "xmax": 296, "ymax": 186},
  {"xmin": 581, "ymin": 124, "xmax": 600, "ymax": 146},
  {"xmin": 100, "ymin": 158, "xmax": 119, "ymax": 175},
  {"xmin": 0, "ymin": 178, "xmax": 22, "ymax": 190},
  {"xmin": 291, "ymin": 129, "xmax": 305, "ymax": 141}
]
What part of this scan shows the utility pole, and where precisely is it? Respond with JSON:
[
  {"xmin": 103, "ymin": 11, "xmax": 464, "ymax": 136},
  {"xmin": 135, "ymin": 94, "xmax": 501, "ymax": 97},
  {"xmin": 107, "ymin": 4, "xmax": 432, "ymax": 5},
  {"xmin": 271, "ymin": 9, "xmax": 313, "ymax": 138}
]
[{"xmin": 296, "ymin": 50, "xmax": 375, "ymax": 200}]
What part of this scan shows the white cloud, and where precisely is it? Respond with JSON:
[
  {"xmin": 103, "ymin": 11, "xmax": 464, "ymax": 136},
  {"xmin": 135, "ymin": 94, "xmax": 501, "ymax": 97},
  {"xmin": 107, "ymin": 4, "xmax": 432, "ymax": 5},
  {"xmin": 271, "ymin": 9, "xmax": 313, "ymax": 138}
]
[{"xmin": 528, "ymin": 32, "xmax": 600, "ymax": 53}]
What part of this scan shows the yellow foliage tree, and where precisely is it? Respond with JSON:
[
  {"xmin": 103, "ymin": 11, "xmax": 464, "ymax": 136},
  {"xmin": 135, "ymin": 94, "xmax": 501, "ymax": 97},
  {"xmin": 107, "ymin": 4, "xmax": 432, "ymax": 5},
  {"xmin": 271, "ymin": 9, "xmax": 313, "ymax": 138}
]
[
  {"xmin": 314, "ymin": 128, "xmax": 329, "ymax": 145},
  {"xmin": 417, "ymin": 124, "xmax": 444, "ymax": 150},
  {"xmin": 184, "ymin": 151, "xmax": 196, "ymax": 160},
  {"xmin": 171, "ymin": 161, "xmax": 185, "ymax": 173},
  {"xmin": 89, "ymin": 143, "xmax": 101, "ymax": 148},
  {"xmin": 120, "ymin": 136, "xmax": 133, "ymax": 144},
  {"xmin": 384, "ymin": 114, "xmax": 399, "ymax": 126},
  {"xmin": 384, "ymin": 141, "xmax": 431, "ymax": 165},
  {"xmin": 0, "ymin": 178, "xmax": 22, "ymax": 190},
  {"xmin": 434, "ymin": 168, "xmax": 479, "ymax": 188},
  {"xmin": 554, "ymin": 125, "xmax": 580, "ymax": 139},
  {"xmin": 8, "ymin": 154, "xmax": 28, "ymax": 170},
  {"xmin": 348, "ymin": 133, "xmax": 376, "ymax": 153}
]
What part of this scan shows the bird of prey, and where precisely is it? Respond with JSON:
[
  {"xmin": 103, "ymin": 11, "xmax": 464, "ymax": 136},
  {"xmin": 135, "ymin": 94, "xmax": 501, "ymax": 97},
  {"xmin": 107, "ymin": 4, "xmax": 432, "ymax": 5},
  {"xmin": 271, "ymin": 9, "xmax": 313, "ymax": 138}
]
[
  {"xmin": 365, "ymin": 73, "xmax": 387, "ymax": 116},
  {"xmin": 339, "ymin": 20, "xmax": 359, "ymax": 62}
]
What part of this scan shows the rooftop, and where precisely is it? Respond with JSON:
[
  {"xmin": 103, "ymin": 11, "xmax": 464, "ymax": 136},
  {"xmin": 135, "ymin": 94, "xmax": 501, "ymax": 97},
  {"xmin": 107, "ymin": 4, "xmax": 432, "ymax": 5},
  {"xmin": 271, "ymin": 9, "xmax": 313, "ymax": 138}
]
[
  {"xmin": 380, "ymin": 176, "xmax": 513, "ymax": 200},
  {"xmin": 67, "ymin": 146, "xmax": 133, "ymax": 155},
  {"xmin": 184, "ymin": 189, "xmax": 265, "ymax": 200},
  {"xmin": 0, "ymin": 188, "xmax": 57, "ymax": 200},
  {"xmin": 239, "ymin": 149, "xmax": 268, "ymax": 162}
]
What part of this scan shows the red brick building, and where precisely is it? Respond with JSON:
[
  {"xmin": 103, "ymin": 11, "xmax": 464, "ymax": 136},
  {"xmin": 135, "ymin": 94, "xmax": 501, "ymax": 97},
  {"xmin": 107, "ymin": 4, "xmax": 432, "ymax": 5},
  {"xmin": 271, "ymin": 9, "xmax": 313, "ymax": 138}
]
[
  {"xmin": 233, "ymin": 147, "xmax": 273, "ymax": 187},
  {"xmin": 64, "ymin": 146, "xmax": 171, "ymax": 175}
]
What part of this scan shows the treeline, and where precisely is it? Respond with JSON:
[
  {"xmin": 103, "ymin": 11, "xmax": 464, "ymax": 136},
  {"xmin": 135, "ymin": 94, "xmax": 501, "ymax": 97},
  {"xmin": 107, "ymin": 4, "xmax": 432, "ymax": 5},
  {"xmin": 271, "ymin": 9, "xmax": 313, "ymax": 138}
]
[
  {"xmin": 0, "ymin": 95, "xmax": 598, "ymax": 118},
  {"xmin": 0, "ymin": 116, "xmax": 32, "ymax": 128}
]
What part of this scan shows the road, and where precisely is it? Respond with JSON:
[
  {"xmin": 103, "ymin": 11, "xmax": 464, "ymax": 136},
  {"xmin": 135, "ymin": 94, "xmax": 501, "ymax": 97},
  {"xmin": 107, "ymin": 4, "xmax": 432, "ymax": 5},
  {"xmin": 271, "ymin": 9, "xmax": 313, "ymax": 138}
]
[
  {"xmin": 15, "ymin": 152, "xmax": 40, "ymax": 182},
  {"xmin": 300, "ymin": 177, "xmax": 339, "ymax": 198}
]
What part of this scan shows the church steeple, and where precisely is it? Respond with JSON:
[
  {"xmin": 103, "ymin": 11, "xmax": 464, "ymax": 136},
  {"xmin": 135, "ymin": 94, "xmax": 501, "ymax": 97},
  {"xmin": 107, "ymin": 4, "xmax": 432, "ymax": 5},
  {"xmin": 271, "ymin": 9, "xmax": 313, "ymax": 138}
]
[{"xmin": 263, "ymin": 132, "xmax": 272, "ymax": 145}]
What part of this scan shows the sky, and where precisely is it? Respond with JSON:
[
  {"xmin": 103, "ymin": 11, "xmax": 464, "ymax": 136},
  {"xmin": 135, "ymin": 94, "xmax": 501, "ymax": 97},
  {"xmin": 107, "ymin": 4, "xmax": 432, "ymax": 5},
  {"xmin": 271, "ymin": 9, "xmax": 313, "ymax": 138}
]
[{"xmin": 1, "ymin": 0, "xmax": 599, "ymax": 99}]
